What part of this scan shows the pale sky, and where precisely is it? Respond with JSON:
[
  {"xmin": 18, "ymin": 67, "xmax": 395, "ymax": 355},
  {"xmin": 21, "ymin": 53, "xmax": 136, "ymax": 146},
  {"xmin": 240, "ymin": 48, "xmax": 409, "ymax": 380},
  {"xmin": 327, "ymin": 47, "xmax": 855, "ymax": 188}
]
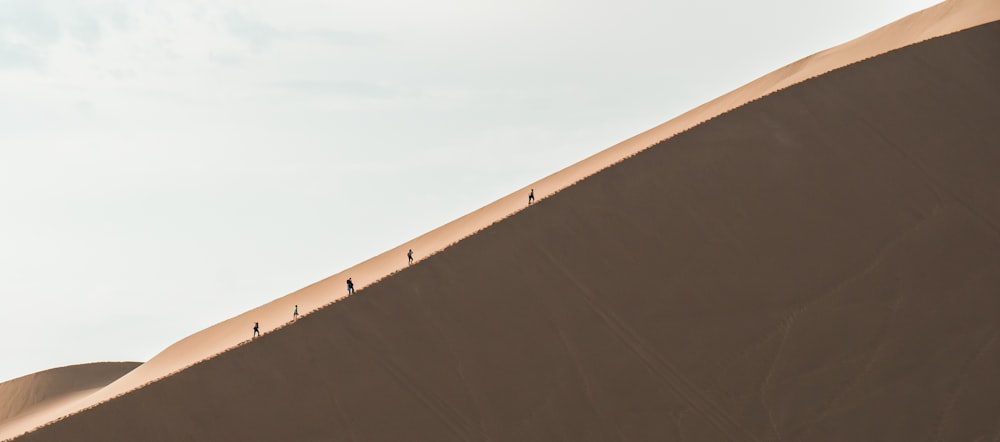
[{"xmin": 0, "ymin": 0, "xmax": 940, "ymax": 382}]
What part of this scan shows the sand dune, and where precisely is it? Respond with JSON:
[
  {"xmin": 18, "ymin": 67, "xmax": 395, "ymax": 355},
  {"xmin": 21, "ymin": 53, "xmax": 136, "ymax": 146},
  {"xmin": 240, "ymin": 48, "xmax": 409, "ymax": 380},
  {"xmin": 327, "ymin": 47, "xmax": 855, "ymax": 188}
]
[
  {"xmin": 0, "ymin": 362, "xmax": 138, "ymax": 439},
  {"xmin": 3, "ymin": 0, "xmax": 1000, "ymax": 440},
  {"xmin": 7, "ymin": 7, "xmax": 1000, "ymax": 442}
]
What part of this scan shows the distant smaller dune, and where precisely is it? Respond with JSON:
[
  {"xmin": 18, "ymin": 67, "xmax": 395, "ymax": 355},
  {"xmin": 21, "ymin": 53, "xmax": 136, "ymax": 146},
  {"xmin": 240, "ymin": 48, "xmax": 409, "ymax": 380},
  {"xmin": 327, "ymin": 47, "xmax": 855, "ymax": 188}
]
[{"xmin": 0, "ymin": 362, "xmax": 139, "ymax": 430}]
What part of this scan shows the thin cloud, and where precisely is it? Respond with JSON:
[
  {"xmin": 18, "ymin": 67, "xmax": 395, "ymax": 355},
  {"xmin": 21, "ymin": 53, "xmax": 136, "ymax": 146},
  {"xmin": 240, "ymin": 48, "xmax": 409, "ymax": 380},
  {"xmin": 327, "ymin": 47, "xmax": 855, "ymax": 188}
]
[
  {"xmin": 296, "ymin": 28, "xmax": 379, "ymax": 46},
  {"xmin": 0, "ymin": 40, "xmax": 43, "ymax": 69},
  {"xmin": 208, "ymin": 52, "xmax": 246, "ymax": 67},
  {"xmin": 68, "ymin": 13, "xmax": 102, "ymax": 51},
  {"xmin": 222, "ymin": 10, "xmax": 376, "ymax": 54},
  {"xmin": 268, "ymin": 80, "xmax": 405, "ymax": 99},
  {"xmin": 0, "ymin": 0, "xmax": 62, "ymax": 45},
  {"xmin": 223, "ymin": 11, "xmax": 281, "ymax": 53}
]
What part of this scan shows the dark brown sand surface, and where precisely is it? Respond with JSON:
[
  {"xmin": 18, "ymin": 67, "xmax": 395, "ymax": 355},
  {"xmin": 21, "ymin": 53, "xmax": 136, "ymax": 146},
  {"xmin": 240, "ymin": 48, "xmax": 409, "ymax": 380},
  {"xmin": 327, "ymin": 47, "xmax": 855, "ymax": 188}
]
[{"xmin": 12, "ymin": 19, "xmax": 1000, "ymax": 442}]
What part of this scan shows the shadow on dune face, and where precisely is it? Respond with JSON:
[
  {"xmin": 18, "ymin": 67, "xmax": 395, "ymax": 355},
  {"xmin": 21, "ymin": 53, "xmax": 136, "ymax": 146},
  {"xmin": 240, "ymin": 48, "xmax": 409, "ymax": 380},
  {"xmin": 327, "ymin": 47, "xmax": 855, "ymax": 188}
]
[{"xmin": 14, "ymin": 20, "xmax": 1000, "ymax": 442}]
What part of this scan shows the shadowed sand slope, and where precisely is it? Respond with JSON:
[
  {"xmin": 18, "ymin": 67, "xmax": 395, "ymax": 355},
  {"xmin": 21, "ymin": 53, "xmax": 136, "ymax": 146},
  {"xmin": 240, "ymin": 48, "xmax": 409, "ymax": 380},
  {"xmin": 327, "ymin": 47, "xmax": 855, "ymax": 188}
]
[
  {"xmin": 0, "ymin": 363, "xmax": 138, "ymax": 431},
  {"xmin": 15, "ymin": 20, "xmax": 1000, "ymax": 442}
]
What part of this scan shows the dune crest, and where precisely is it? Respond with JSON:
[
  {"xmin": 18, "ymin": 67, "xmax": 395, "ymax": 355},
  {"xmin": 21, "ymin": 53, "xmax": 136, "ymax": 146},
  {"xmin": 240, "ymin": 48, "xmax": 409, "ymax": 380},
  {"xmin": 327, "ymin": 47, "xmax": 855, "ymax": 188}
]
[{"xmin": 3, "ymin": 0, "xmax": 999, "ymax": 439}]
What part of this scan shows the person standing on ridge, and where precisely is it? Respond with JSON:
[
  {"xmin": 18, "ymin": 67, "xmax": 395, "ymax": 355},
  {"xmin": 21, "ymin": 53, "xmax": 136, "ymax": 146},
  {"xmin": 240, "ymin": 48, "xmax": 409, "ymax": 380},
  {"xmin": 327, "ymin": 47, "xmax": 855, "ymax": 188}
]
[
  {"xmin": 407, "ymin": 249, "xmax": 414, "ymax": 265},
  {"xmin": 253, "ymin": 322, "xmax": 260, "ymax": 338},
  {"xmin": 347, "ymin": 277, "xmax": 354, "ymax": 295},
  {"xmin": 528, "ymin": 188, "xmax": 534, "ymax": 205},
  {"xmin": 293, "ymin": 305, "xmax": 299, "ymax": 320}
]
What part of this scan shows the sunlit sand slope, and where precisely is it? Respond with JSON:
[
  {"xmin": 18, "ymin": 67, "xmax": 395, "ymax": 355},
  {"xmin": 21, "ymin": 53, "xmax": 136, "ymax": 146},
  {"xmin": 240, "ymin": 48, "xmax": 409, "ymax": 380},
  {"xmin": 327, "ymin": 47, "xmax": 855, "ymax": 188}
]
[{"xmin": 14, "ymin": 19, "xmax": 1000, "ymax": 442}]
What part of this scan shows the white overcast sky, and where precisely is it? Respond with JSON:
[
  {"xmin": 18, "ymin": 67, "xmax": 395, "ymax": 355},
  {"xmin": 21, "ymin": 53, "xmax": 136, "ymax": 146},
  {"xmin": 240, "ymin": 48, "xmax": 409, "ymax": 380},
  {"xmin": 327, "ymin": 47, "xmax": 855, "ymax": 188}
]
[{"xmin": 0, "ymin": 0, "xmax": 939, "ymax": 382}]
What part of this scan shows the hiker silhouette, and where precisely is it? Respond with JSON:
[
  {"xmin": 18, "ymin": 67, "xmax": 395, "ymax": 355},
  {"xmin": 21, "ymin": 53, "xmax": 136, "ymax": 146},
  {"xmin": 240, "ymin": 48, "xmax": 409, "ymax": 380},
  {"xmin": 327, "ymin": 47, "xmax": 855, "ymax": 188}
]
[
  {"xmin": 407, "ymin": 249, "xmax": 414, "ymax": 264},
  {"xmin": 528, "ymin": 188, "xmax": 534, "ymax": 205},
  {"xmin": 347, "ymin": 277, "xmax": 354, "ymax": 295},
  {"xmin": 252, "ymin": 322, "xmax": 260, "ymax": 338},
  {"xmin": 293, "ymin": 305, "xmax": 299, "ymax": 320}
]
